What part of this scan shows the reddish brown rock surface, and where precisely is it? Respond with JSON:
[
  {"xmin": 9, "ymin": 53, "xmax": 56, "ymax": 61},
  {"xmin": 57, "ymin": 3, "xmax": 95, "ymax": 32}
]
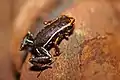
[
  {"xmin": 2, "ymin": 0, "xmax": 120, "ymax": 80},
  {"xmin": 19, "ymin": 0, "xmax": 120, "ymax": 80}
]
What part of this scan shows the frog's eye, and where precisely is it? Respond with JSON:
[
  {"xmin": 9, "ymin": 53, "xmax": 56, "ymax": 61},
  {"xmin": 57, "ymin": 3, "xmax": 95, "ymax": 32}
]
[{"xmin": 60, "ymin": 15, "xmax": 68, "ymax": 19}]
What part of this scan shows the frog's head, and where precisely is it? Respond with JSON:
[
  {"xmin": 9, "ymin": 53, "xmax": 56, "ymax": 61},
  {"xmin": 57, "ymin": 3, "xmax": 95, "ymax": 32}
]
[{"xmin": 20, "ymin": 31, "xmax": 34, "ymax": 51}]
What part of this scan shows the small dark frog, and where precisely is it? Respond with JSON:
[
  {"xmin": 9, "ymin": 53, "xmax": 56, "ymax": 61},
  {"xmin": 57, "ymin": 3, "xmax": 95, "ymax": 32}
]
[{"xmin": 20, "ymin": 15, "xmax": 75, "ymax": 71}]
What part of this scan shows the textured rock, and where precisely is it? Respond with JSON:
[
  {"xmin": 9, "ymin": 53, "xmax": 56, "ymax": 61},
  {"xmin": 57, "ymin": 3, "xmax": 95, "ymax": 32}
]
[{"xmin": 20, "ymin": 0, "xmax": 120, "ymax": 80}]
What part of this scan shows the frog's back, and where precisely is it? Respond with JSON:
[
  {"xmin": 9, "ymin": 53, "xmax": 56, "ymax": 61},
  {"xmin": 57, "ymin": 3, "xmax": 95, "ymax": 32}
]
[{"xmin": 34, "ymin": 15, "xmax": 72, "ymax": 47}]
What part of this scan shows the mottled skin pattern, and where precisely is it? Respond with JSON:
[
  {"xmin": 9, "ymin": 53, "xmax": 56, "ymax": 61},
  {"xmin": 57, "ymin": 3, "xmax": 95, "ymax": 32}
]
[{"xmin": 20, "ymin": 15, "xmax": 75, "ymax": 73}]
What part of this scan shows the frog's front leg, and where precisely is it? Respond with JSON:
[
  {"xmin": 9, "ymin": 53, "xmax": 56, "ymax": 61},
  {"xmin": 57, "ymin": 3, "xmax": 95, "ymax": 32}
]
[{"xmin": 53, "ymin": 38, "xmax": 60, "ymax": 56}]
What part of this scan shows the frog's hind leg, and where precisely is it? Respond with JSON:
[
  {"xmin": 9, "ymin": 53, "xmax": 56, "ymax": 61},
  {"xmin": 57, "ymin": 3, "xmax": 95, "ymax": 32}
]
[
  {"xmin": 20, "ymin": 31, "xmax": 34, "ymax": 51},
  {"xmin": 40, "ymin": 47, "xmax": 52, "ymax": 58},
  {"xmin": 29, "ymin": 56, "xmax": 51, "ymax": 64}
]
